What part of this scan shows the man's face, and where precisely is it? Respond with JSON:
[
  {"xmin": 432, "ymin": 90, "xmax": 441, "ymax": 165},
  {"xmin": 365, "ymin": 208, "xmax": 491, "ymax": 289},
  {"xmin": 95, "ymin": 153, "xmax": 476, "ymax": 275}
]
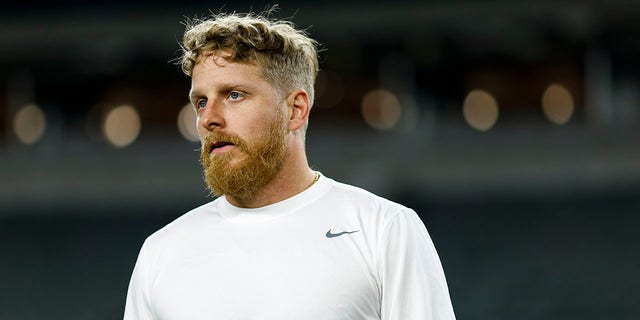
[{"xmin": 190, "ymin": 52, "xmax": 288, "ymax": 200}]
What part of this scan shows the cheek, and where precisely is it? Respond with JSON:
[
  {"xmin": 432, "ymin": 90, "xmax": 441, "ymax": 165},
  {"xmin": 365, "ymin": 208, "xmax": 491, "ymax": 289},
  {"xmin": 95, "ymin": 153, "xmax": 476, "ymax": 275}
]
[
  {"xmin": 248, "ymin": 119, "xmax": 276, "ymax": 140},
  {"xmin": 196, "ymin": 125, "xmax": 207, "ymax": 140},
  {"xmin": 195, "ymin": 116, "xmax": 208, "ymax": 135},
  {"xmin": 241, "ymin": 114, "xmax": 268, "ymax": 135}
]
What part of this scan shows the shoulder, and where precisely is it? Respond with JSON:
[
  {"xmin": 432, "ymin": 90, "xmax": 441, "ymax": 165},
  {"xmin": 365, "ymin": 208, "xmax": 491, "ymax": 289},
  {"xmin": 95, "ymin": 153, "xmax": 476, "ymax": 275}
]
[
  {"xmin": 327, "ymin": 178, "xmax": 409, "ymax": 210},
  {"xmin": 323, "ymin": 177, "xmax": 414, "ymax": 224},
  {"xmin": 142, "ymin": 198, "xmax": 223, "ymax": 250}
]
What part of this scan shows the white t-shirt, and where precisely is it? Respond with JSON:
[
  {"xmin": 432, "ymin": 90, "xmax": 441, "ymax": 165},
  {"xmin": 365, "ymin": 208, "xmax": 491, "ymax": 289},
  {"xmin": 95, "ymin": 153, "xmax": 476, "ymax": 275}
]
[{"xmin": 124, "ymin": 173, "xmax": 455, "ymax": 320}]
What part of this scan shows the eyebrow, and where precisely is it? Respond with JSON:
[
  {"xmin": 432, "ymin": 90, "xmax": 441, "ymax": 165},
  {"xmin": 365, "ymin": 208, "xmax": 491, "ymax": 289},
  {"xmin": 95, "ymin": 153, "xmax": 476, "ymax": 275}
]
[
  {"xmin": 188, "ymin": 90, "xmax": 202, "ymax": 102},
  {"xmin": 189, "ymin": 83, "xmax": 254, "ymax": 101}
]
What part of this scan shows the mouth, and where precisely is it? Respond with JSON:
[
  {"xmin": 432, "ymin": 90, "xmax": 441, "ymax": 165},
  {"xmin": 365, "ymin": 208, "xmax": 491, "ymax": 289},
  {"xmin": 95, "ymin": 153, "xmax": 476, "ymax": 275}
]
[{"xmin": 209, "ymin": 141, "xmax": 235, "ymax": 154}]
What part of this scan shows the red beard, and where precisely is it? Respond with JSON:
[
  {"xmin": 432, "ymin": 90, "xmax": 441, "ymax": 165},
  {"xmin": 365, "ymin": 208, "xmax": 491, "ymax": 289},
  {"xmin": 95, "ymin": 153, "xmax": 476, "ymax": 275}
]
[{"xmin": 200, "ymin": 109, "xmax": 287, "ymax": 200}]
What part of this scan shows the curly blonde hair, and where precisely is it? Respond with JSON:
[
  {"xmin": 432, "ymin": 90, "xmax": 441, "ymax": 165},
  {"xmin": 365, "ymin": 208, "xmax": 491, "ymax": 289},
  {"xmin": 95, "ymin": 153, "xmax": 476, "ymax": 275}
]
[{"xmin": 180, "ymin": 12, "xmax": 320, "ymax": 105}]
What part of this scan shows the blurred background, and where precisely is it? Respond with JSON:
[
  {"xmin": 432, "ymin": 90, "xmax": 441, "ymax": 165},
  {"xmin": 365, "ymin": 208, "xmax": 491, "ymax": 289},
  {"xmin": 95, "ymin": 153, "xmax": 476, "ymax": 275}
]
[{"xmin": 1, "ymin": 0, "xmax": 639, "ymax": 319}]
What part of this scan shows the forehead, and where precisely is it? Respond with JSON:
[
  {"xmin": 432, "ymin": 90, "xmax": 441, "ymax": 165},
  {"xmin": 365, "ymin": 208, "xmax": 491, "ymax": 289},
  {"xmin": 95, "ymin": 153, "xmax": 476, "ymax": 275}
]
[
  {"xmin": 191, "ymin": 51, "xmax": 264, "ymax": 89},
  {"xmin": 194, "ymin": 50, "xmax": 259, "ymax": 76}
]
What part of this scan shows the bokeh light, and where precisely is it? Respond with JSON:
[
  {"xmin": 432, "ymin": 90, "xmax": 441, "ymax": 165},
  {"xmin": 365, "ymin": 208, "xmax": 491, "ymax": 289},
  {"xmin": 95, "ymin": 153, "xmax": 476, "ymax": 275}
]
[
  {"xmin": 13, "ymin": 103, "xmax": 46, "ymax": 145},
  {"xmin": 178, "ymin": 103, "xmax": 199, "ymax": 142},
  {"xmin": 463, "ymin": 89, "xmax": 499, "ymax": 131},
  {"xmin": 102, "ymin": 105, "xmax": 141, "ymax": 148},
  {"xmin": 361, "ymin": 89, "xmax": 402, "ymax": 130},
  {"xmin": 542, "ymin": 83, "xmax": 574, "ymax": 125}
]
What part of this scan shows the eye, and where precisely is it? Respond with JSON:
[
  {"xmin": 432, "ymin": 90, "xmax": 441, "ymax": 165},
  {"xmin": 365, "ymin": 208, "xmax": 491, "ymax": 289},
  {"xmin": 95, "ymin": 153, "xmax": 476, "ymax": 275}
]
[
  {"xmin": 228, "ymin": 91, "xmax": 242, "ymax": 101},
  {"xmin": 197, "ymin": 99, "xmax": 207, "ymax": 109}
]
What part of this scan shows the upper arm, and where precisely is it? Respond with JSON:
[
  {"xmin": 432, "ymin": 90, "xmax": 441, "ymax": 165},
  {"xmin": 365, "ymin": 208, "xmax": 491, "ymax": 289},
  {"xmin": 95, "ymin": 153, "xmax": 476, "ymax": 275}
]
[
  {"xmin": 378, "ymin": 209, "xmax": 456, "ymax": 320},
  {"xmin": 124, "ymin": 241, "xmax": 155, "ymax": 320}
]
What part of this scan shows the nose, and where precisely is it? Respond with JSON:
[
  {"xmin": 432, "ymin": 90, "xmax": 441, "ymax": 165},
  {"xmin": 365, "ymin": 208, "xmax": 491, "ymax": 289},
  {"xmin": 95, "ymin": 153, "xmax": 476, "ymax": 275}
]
[{"xmin": 198, "ymin": 100, "xmax": 225, "ymax": 132}]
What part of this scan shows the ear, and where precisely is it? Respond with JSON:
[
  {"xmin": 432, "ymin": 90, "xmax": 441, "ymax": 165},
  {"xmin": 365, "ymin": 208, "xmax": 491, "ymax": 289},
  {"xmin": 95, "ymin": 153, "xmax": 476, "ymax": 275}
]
[{"xmin": 286, "ymin": 89, "xmax": 311, "ymax": 132}]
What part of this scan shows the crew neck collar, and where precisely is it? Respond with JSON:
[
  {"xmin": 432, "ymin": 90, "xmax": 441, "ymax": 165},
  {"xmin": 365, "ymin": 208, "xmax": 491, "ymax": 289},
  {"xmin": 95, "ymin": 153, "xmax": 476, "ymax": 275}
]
[{"xmin": 218, "ymin": 172, "xmax": 331, "ymax": 224}]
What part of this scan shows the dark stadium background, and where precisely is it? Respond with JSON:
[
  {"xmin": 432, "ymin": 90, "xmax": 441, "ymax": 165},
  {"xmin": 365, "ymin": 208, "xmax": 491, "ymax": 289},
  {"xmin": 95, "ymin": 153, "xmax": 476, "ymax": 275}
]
[{"xmin": 1, "ymin": 1, "xmax": 638, "ymax": 319}]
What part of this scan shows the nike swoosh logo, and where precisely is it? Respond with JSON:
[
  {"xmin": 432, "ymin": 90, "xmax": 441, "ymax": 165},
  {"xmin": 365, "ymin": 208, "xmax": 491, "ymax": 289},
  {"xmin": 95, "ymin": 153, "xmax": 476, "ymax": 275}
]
[{"xmin": 325, "ymin": 229, "xmax": 360, "ymax": 238}]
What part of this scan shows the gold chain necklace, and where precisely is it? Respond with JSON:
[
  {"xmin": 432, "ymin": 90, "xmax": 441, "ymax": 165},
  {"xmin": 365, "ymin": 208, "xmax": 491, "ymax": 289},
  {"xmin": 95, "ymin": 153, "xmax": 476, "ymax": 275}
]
[{"xmin": 309, "ymin": 172, "xmax": 320, "ymax": 188}]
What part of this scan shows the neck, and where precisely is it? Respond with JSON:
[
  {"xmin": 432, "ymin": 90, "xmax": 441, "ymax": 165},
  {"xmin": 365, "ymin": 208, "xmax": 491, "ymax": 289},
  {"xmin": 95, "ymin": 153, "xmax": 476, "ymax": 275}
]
[{"xmin": 225, "ymin": 140, "xmax": 316, "ymax": 208}]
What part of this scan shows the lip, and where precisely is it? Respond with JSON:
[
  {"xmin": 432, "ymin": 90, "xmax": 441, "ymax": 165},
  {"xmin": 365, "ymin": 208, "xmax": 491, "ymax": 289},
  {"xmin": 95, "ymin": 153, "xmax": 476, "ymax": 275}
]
[
  {"xmin": 209, "ymin": 141, "xmax": 235, "ymax": 155},
  {"xmin": 211, "ymin": 144, "xmax": 234, "ymax": 154}
]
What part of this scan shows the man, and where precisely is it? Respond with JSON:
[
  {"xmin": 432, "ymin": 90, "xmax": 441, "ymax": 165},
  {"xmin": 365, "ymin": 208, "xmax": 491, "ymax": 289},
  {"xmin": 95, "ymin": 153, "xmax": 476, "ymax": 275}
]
[{"xmin": 124, "ymin": 11, "xmax": 455, "ymax": 320}]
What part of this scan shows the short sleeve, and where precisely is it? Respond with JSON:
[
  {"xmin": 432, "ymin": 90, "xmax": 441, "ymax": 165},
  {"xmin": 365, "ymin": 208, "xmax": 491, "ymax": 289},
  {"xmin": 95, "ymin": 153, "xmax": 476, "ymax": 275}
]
[
  {"xmin": 124, "ymin": 241, "xmax": 155, "ymax": 320},
  {"xmin": 378, "ymin": 209, "xmax": 456, "ymax": 320}
]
